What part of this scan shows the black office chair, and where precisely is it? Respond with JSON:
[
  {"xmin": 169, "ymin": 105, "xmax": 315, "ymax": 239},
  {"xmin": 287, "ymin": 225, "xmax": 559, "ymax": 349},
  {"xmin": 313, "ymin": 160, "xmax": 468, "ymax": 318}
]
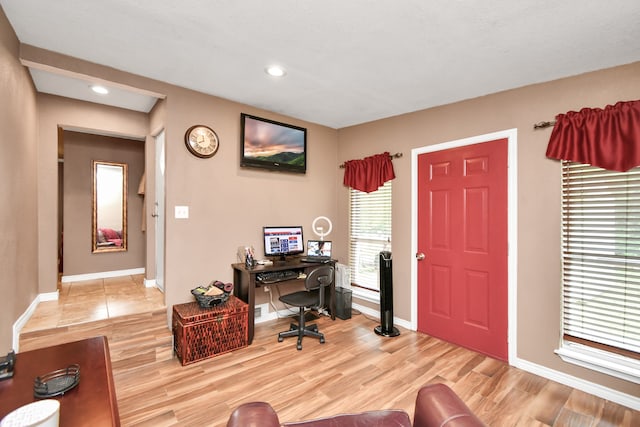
[{"xmin": 278, "ymin": 265, "xmax": 334, "ymax": 350}]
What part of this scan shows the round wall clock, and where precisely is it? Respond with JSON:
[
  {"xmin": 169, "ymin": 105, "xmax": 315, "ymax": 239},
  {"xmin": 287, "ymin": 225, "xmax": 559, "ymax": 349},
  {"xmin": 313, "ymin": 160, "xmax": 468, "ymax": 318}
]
[{"xmin": 184, "ymin": 125, "xmax": 220, "ymax": 158}]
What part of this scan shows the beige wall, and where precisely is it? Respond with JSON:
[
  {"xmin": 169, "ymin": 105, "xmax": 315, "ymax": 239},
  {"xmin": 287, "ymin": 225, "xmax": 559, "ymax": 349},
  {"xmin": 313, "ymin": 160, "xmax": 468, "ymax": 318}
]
[
  {"xmin": 337, "ymin": 61, "xmax": 640, "ymax": 396},
  {"xmin": 0, "ymin": 8, "xmax": 39, "ymax": 350},
  {"xmin": 160, "ymin": 89, "xmax": 340, "ymax": 312},
  {"xmin": 62, "ymin": 131, "xmax": 145, "ymax": 275}
]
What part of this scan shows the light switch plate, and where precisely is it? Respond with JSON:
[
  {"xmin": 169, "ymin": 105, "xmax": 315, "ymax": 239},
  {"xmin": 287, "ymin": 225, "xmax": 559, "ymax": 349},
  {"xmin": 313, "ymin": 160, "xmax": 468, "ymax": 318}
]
[{"xmin": 175, "ymin": 205, "xmax": 189, "ymax": 219}]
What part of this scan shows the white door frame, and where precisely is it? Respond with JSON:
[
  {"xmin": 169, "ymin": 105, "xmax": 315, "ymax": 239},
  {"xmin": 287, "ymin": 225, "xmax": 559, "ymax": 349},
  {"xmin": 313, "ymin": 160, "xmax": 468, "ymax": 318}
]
[
  {"xmin": 411, "ymin": 128, "xmax": 518, "ymax": 362},
  {"xmin": 154, "ymin": 130, "xmax": 166, "ymax": 291}
]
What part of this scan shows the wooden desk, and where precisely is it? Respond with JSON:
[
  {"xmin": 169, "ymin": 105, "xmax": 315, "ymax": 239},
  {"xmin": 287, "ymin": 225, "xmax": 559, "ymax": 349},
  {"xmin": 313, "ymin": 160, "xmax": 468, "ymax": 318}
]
[
  {"xmin": 0, "ymin": 336, "xmax": 120, "ymax": 426},
  {"xmin": 232, "ymin": 260, "xmax": 336, "ymax": 344}
]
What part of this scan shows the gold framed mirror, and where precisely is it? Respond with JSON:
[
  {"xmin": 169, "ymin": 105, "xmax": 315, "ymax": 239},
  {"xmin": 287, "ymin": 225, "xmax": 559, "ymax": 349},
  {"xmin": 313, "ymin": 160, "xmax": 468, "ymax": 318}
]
[{"xmin": 92, "ymin": 160, "xmax": 128, "ymax": 253}]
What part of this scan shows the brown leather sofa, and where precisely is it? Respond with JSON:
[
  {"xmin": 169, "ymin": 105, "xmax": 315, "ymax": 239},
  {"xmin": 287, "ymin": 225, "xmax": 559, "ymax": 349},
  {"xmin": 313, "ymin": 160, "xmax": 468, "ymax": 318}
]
[{"xmin": 227, "ymin": 383, "xmax": 485, "ymax": 427}]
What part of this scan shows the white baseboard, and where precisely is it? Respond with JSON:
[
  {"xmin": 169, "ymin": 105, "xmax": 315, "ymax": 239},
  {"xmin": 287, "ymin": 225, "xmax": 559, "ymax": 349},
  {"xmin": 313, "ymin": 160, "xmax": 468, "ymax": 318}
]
[
  {"xmin": 39, "ymin": 291, "xmax": 60, "ymax": 302},
  {"xmin": 254, "ymin": 304, "xmax": 333, "ymax": 324},
  {"xmin": 144, "ymin": 278, "xmax": 157, "ymax": 288},
  {"xmin": 254, "ymin": 303, "xmax": 279, "ymax": 323},
  {"xmin": 351, "ymin": 301, "xmax": 412, "ymax": 331},
  {"xmin": 13, "ymin": 290, "xmax": 59, "ymax": 352},
  {"xmin": 61, "ymin": 267, "xmax": 145, "ymax": 283},
  {"xmin": 512, "ymin": 357, "xmax": 640, "ymax": 411},
  {"xmin": 352, "ymin": 301, "xmax": 378, "ymax": 319},
  {"xmin": 257, "ymin": 301, "xmax": 413, "ymax": 332}
]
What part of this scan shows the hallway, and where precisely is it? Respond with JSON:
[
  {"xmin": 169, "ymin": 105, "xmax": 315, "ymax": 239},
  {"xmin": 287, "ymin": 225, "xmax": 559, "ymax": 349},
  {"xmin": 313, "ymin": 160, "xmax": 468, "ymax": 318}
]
[{"xmin": 21, "ymin": 274, "xmax": 165, "ymax": 334}]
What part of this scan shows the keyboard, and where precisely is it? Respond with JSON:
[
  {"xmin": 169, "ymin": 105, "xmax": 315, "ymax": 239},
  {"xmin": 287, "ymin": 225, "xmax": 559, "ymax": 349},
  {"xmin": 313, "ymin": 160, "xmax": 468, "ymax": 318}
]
[
  {"xmin": 300, "ymin": 257, "xmax": 331, "ymax": 263},
  {"xmin": 256, "ymin": 270, "xmax": 299, "ymax": 284}
]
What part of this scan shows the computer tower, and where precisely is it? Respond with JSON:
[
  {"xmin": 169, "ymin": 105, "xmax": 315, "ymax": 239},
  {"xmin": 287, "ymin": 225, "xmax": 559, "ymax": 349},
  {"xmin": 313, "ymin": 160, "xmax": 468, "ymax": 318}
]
[{"xmin": 335, "ymin": 287, "xmax": 352, "ymax": 320}]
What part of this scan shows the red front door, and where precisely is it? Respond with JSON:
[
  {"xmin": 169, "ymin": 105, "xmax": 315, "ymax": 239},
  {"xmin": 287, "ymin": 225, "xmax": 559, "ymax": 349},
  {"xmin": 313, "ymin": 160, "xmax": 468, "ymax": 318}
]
[{"xmin": 417, "ymin": 138, "xmax": 508, "ymax": 361}]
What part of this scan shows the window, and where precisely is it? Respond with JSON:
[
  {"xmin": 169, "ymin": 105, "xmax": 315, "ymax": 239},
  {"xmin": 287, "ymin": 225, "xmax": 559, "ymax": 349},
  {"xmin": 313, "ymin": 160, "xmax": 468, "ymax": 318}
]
[
  {"xmin": 556, "ymin": 161, "xmax": 640, "ymax": 382},
  {"xmin": 349, "ymin": 181, "xmax": 392, "ymax": 294}
]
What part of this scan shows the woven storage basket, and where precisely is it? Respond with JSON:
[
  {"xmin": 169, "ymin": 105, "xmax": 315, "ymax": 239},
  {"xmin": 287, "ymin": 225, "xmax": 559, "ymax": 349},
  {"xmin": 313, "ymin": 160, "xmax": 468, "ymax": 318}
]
[{"xmin": 172, "ymin": 296, "xmax": 248, "ymax": 365}]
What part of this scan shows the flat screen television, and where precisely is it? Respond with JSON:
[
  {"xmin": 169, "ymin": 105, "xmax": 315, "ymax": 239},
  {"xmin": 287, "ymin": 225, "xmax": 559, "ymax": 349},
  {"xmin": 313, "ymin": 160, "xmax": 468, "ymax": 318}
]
[
  {"xmin": 262, "ymin": 226, "xmax": 304, "ymax": 261},
  {"xmin": 240, "ymin": 113, "xmax": 307, "ymax": 174}
]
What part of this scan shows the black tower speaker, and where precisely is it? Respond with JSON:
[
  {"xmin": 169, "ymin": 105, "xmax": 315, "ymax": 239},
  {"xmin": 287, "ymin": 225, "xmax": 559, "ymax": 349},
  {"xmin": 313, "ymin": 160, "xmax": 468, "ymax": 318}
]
[{"xmin": 374, "ymin": 251, "xmax": 400, "ymax": 337}]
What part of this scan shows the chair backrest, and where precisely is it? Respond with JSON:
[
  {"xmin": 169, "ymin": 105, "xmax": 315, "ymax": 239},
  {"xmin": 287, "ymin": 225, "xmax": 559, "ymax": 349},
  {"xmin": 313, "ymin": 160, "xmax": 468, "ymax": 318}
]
[
  {"xmin": 305, "ymin": 266, "xmax": 334, "ymax": 292},
  {"xmin": 305, "ymin": 265, "xmax": 334, "ymax": 309}
]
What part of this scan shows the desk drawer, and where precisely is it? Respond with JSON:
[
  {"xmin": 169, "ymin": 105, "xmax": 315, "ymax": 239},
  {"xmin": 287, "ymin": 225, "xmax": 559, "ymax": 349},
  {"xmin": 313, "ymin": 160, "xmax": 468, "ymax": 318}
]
[{"xmin": 172, "ymin": 297, "xmax": 248, "ymax": 365}]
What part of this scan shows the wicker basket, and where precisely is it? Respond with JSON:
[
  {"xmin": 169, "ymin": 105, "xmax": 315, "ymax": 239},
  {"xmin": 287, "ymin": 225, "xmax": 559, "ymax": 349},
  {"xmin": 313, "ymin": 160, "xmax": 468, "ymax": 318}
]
[
  {"xmin": 172, "ymin": 297, "xmax": 248, "ymax": 365},
  {"xmin": 190, "ymin": 281, "xmax": 233, "ymax": 308}
]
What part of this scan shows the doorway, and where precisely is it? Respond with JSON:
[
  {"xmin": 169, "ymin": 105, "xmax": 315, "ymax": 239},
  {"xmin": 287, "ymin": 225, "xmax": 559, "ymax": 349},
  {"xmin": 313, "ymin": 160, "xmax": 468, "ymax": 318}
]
[
  {"xmin": 411, "ymin": 129, "xmax": 517, "ymax": 362},
  {"xmin": 59, "ymin": 130, "xmax": 146, "ymax": 281}
]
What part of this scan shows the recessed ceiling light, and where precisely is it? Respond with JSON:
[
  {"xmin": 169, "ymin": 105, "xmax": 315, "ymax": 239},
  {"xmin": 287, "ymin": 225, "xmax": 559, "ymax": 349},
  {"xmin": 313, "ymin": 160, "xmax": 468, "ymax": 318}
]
[
  {"xmin": 265, "ymin": 66, "xmax": 286, "ymax": 77},
  {"xmin": 90, "ymin": 85, "xmax": 109, "ymax": 95}
]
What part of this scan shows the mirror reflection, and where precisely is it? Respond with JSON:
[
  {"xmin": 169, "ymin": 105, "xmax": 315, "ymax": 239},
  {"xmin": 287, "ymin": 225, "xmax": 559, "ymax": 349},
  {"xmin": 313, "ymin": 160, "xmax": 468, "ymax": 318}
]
[{"xmin": 92, "ymin": 161, "xmax": 127, "ymax": 253}]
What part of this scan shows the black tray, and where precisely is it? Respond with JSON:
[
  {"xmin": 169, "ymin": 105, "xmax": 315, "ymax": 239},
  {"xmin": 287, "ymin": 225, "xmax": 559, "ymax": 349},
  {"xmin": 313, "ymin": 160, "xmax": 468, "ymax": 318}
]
[{"xmin": 34, "ymin": 364, "xmax": 80, "ymax": 398}]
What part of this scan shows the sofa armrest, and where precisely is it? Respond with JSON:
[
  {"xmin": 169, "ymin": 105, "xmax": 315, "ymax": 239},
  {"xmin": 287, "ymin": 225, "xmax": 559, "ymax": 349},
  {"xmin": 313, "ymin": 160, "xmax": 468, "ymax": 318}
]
[
  {"xmin": 226, "ymin": 402, "xmax": 280, "ymax": 427},
  {"xmin": 413, "ymin": 384, "xmax": 485, "ymax": 427},
  {"xmin": 283, "ymin": 410, "xmax": 411, "ymax": 426}
]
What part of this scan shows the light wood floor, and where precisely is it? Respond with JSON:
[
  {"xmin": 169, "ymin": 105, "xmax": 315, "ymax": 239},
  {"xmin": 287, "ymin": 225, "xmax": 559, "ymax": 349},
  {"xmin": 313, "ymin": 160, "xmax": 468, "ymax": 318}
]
[
  {"xmin": 20, "ymin": 279, "xmax": 639, "ymax": 427},
  {"xmin": 21, "ymin": 275, "xmax": 164, "ymax": 333}
]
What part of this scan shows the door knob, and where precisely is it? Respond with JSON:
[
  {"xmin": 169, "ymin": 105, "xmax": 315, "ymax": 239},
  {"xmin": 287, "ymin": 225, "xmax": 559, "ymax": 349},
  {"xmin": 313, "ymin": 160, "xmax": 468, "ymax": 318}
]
[{"xmin": 416, "ymin": 252, "xmax": 426, "ymax": 261}]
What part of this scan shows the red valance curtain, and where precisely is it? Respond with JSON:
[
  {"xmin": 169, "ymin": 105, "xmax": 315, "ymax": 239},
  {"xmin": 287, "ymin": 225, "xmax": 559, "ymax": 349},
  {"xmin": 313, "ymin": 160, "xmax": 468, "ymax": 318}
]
[
  {"xmin": 546, "ymin": 100, "xmax": 640, "ymax": 172},
  {"xmin": 343, "ymin": 151, "xmax": 395, "ymax": 193}
]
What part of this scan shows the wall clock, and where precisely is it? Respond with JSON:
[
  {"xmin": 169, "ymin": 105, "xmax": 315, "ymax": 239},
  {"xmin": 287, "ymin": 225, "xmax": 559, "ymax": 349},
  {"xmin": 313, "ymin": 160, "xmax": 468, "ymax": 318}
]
[{"xmin": 184, "ymin": 125, "xmax": 220, "ymax": 158}]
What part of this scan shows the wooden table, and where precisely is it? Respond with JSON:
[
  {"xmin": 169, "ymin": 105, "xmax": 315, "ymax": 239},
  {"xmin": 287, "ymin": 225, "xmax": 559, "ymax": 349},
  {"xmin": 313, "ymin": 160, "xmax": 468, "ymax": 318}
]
[{"xmin": 0, "ymin": 336, "xmax": 120, "ymax": 426}]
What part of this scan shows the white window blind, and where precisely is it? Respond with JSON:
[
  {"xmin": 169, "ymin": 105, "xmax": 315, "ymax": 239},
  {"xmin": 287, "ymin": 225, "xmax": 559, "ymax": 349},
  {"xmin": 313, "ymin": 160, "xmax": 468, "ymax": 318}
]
[
  {"xmin": 561, "ymin": 161, "xmax": 640, "ymax": 357},
  {"xmin": 349, "ymin": 181, "xmax": 392, "ymax": 292}
]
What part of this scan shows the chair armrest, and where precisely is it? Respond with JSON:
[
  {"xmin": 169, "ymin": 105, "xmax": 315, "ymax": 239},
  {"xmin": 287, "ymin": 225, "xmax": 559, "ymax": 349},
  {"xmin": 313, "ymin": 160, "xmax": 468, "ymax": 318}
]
[
  {"xmin": 413, "ymin": 384, "xmax": 485, "ymax": 427},
  {"xmin": 226, "ymin": 402, "xmax": 280, "ymax": 427}
]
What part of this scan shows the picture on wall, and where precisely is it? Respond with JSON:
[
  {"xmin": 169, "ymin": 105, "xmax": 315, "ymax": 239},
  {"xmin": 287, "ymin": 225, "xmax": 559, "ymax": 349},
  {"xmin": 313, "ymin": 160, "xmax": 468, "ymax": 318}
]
[{"xmin": 240, "ymin": 113, "xmax": 307, "ymax": 174}]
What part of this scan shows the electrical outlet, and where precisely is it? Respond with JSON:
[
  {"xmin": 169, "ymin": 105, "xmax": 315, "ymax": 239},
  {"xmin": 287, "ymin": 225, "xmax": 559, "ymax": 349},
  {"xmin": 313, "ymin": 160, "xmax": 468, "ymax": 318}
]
[
  {"xmin": 263, "ymin": 286, "xmax": 270, "ymax": 293},
  {"xmin": 174, "ymin": 205, "xmax": 189, "ymax": 219}
]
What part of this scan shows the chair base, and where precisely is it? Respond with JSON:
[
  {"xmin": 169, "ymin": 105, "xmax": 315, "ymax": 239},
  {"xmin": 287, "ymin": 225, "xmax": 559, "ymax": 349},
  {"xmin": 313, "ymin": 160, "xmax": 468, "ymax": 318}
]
[
  {"xmin": 303, "ymin": 311, "xmax": 319, "ymax": 322},
  {"xmin": 278, "ymin": 309, "xmax": 325, "ymax": 350}
]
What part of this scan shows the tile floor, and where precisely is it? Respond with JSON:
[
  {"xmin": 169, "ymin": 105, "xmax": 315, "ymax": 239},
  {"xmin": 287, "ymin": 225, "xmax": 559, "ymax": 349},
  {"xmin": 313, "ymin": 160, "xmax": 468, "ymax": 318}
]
[{"xmin": 22, "ymin": 274, "xmax": 165, "ymax": 333}]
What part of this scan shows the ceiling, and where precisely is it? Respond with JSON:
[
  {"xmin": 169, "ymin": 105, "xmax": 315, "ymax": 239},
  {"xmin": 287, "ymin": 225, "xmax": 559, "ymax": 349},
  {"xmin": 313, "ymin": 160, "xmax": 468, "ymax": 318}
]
[{"xmin": 2, "ymin": 0, "xmax": 640, "ymax": 129}]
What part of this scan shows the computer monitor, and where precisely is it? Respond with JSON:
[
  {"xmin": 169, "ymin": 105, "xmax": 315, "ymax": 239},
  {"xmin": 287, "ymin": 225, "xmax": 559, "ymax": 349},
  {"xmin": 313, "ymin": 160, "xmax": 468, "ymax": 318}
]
[{"xmin": 262, "ymin": 226, "xmax": 304, "ymax": 261}]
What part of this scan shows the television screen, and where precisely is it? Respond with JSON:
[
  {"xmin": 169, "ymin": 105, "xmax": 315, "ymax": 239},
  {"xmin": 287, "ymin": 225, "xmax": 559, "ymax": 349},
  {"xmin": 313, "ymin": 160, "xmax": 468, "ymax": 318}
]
[
  {"xmin": 263, "ymin": 226, "xmax": 304, "ymax": 259},
  {"xmin": 241, "ymin": 114, "xmax": 307, "ymax": 174}
]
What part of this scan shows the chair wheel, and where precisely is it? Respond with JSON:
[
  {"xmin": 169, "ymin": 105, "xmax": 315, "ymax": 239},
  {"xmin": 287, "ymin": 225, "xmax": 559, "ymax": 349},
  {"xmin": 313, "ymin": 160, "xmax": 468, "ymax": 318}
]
[
  {"xmin": 320, "ymin": 337, "xmax": 325, "ymax": 344},
  {"xmin": 278, "ymin": 336, "xmax": 283, "ymax": 342}
]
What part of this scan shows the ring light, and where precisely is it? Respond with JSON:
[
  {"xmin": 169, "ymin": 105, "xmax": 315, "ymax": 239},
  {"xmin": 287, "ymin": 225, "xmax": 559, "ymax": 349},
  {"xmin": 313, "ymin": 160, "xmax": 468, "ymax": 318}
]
[{"xmin": 311, "ymin": 216, "xmax": 333, "ymax": 241}]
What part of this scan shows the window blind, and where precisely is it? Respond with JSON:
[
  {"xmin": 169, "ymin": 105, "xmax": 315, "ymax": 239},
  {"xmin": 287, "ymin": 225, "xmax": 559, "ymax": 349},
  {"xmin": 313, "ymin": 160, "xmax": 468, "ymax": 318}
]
[
  {"xmin": 561, "ymin": 161, "xmax": 640, "ymax": 357},
  {"xmin": 349, "ymin": 181, "xmax": 392, "ymax": 291}
]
